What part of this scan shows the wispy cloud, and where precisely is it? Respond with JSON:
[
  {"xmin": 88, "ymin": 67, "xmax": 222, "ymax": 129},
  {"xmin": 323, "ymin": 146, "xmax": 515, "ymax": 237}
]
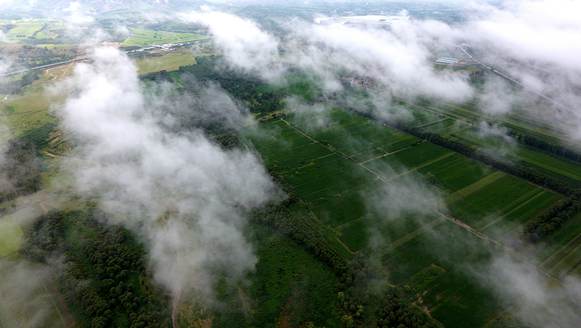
[{"xmin": 56, "ymin": 47, "xmax": 278, "ymax": 305}]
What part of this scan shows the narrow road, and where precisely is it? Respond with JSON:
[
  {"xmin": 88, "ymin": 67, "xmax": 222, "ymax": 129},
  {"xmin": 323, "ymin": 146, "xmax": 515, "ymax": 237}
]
[{"xmin": 1, "ymin": 40, "xmax": 203, "ymax": 78}]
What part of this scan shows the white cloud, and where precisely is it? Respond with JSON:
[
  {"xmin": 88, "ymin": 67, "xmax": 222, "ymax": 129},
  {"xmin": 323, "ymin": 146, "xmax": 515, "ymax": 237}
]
[
  {"xmin": 481, "ymin": 253, "xmax": 581, "ymax": 328},
  {"xmin": 0, "ymin": 259, "xmax": 59, "ymax": 328},
  {"xmin": 57, "ymin": 47, "xmax": 278, "ymax": 304},
  {"xmin": 180, "ymin": 8, "xmax": 283, "ymax": 80},
  {"xmin": 299, "ymin": 17, "xmax": 474, "ymax": 102}
]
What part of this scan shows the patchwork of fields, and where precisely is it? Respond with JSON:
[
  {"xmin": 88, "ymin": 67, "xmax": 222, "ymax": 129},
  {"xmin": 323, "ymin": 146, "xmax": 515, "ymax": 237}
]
[
  {"xmin": 410, "ymin": 101, "xmax": 581, "ymax": 186},
  {"xmin": 245, "ymin": 108, "xmax": 578, "ymax": 327}
]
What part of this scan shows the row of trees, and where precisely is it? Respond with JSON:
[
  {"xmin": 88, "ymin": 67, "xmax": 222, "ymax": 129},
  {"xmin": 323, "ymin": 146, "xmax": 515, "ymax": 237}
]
[
  {"xmin": 509, "ymin": 130, "xmax": 581, "ymax": 164},
  {"xmin": 376, "ymin": 118, "xmax": 578, "ymax": 195},
  {"xmin": 524, "ymin": 194, "xmax": 581, "ymax": 242},
  {"xmin": 349, "ymin": 109, "xmax": 581, "ymax": 243},
  {"xmin": 253, "ymin": 198, "xmax": 350, "ymax": 278},
  {"xmin": 254, "ymin": 193, "xmax": 444, "ymax": 327},
  {"xmin": 375, "ymin": 290, "xmax": 442, "ymax": 328}
]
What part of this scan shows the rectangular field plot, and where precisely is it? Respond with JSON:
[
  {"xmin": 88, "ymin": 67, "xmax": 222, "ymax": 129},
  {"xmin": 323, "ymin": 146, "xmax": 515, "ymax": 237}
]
[
  {"xmin": 383, "ymin": 142, "xmax": 451, "ymax": 169},
  {"xmin": 121, "ymin": 28, "xmax": 207, "ymax": 47},
  {"xmin": 383, "ymin": 222, "xmax": 500, "ymax": 328},
  {"xmin": 219, "ymin": 226, "xmax": 342, "ymax": 328},
  {"xmin": 283, "ymin": 154, "xmax": 372, "ymax": 227},
  {"xmin": 4, "ymin": 20, "xmax": 45, "ymax": 41},
  {"xmin": 516, "ymin": 147, "xmax": 581, "ymax": 183},
  {"xmin": 483, "ymin": 190, "xmax": 562, "ymax": 233},
  {"xmin": 417, "ymin": 153, "xmax": 493, "ymax": 193},
  {"xmin": 244, "ymin": 119, "xmax": 332, "ymax": 173},
  {"xmin": 539, "ymin": 214, "xmax": 581, "ymax": 277},
  {"xmin": 452, "ymin": 128, "xmax": 581, "ymax": 186},
  {"xmin": 448, "ymin": 174, "xmax": 550, "ymax": 228},
  {"xmin": 291, "ymin": 110, "xmax": 418, "ymax": 162}
]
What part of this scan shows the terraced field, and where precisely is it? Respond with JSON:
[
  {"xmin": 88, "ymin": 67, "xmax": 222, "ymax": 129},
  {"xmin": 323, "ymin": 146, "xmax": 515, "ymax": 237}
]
[{"xmin": 245, "ymin": 108, "xmax": 569, "ymax": 327}]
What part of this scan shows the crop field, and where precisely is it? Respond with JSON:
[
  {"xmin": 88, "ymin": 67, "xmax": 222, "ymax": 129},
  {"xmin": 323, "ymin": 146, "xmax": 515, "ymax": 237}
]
[
  {"xmin": 0, "ymin": 220, "xmax": 23, "ymax": 257},
  {"xmin": 422, "ymin": 101, "xmax": 566, "ymax": 144},
  {"xmin": 248, "ymin": 109, "xmax": 562, "ymax": 248},
  {"xmin": 0, "ymin": 19, "xmax": 63, "ymax": 43},
  {"xmin": 3, "ymin": 20, "xmax": 45, "ymax": 41},
  {"xmin": 516, "ymin": 147, "xmax": 581, "ymax": 182},
  {"xmin": 449, "ymin": 174, "xmax": 556, "ymax": 227},
  {"xmin": 135, "ymin": 50, "xmax": 196, "ymax": 75},
  {"xmin": 417, "ymin": 107, "xmax": 581, "ymax": 187},
  {"xmin": 539, "ymin": 214, "xmax": 581, "ymax": 277},
  {"xmin": 0, "ymin": 67, "xmax": 66, "ymax": 136},
  {"xmin": 216, "ymin": 226, "xmax": 342, "ymax": 327},
  {"xmin": 246, "ymin": 108, "xmax": 566, "ymax": 327},
  {"xmin": 384, "ymin": 222, "xmax": 499, "ymax": 328},
  {"xmin": 456, "ymin": 130, "xmax": 581, "ymax": 187},
  {"xmin": 121, "ymin": 28, "xmax": 207, "ymax": 47}
]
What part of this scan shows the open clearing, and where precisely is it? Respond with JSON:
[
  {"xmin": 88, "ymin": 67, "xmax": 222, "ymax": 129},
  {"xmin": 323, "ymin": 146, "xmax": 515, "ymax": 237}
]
[
  {"xmin": 0, "ymin": 220, "xmax": 23, "ymax": 257},
  {"xmin": 136, "ymin": 50, "xmax": 196, "ymax": 75}
]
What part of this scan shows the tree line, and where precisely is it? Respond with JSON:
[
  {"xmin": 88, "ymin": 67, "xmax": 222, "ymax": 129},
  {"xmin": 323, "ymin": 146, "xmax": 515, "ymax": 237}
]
[
  {"xmin": 523, "ymin": 194, "xmax": 581, "ymax": 242},
  {"xmin": 508, "ymin": 129, "xmax": 581, "ymax": 164},
  {"xmin": 347, "ymin": 108, "xmax": 581, "ymax": 243}
]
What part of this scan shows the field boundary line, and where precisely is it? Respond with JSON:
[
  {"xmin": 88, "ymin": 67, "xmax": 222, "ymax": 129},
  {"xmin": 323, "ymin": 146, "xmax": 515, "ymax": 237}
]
[
  {"xmin": 549, "ymin": 241, "xmax": 581, "ymax": 276},
  {"xmin": 447, "ymin": 171, "xmax": 504, "ymax": 204},
  {"xmin": 519, "ymin": 151, "xmax": 581, "ymax": 181},
  {"xmin": 358, "ymin": 144, "xmax": 416, "ymax": 165},
  {"xmin": 480, "ymin": 190, "xmax": 545, "ymax": 231},
  {"xmin": 370, "ymin": 152, "xmax": 455, "ymax": 184},
  {"xmin": 541, "ymin": 233, "xmax": 581, "ymax": 267},
  {"xmin": 387, "ymin": 216, "xmax": 446, "ymax": 252},
  {"xmin": 413, "ymin": 118, "xmax": 450, "ymax": 130},
  {"xmin": 280, "ymin": 118, "xmax": 352, "ymax": 159},
  {"xmin": 543, "ymin": 233, "xmax": 581, "ymax": 271},
  {"xmin": 437, "ymin": 211, "xmax": 504, "ymax": 248}
]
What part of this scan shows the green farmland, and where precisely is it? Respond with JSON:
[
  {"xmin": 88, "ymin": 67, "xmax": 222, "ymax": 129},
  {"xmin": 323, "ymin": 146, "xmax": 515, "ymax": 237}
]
[
  {"xmin": 122, "ymin": 28, "xmax": 207, "ymax": 47},
  {"xmin": 410, "ymin": 101, "xmax": 581, "ymax": 188},
  {"xmin": 245, "ymin": 108, "xmax": 569, "ymax": 327},
  {"xmin": 0, "ymin": 19, "xmax": 63, "ymax": 43},
  {"xmin": 538, "ymin": 213, "xmax": 581, "ymax": 277}
]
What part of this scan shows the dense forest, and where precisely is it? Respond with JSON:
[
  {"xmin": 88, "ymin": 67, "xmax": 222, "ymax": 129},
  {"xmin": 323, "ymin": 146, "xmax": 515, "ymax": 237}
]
[
  {"xmin": 0, "ymin": 139, "xmax": 42, "ymax": 202},
  {"xmin": 23, "ymin": 210, "xmax": 171, "ymax": 328}
]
